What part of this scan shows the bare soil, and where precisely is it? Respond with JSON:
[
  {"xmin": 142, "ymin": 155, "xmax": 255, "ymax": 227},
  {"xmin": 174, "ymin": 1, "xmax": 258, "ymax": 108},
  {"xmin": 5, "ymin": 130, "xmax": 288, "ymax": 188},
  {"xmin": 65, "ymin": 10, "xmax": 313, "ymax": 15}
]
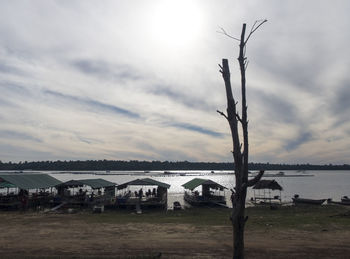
[{"xmin": 0, "ymin": 212, "xmax": 349, "ymax": 258}]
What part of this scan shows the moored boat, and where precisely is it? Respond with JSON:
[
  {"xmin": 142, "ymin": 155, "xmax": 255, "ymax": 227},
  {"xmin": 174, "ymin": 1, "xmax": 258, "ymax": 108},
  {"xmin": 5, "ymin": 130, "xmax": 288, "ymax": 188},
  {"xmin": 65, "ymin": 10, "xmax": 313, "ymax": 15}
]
[
  {"xmin": 341, "ymin": 196, "xmax": 350, "ymax": 203},
  {"xmin": 292, "ymin": 194, "xmax": 326, "ymax": 205},
  {"xmin": 182, "ymin": 178, "xmax": 227, "ymax": 207},
  {"xmin": 116, "ymin": 178, "xmax": 170, "ymax": 210},
  {"xmin": 328, "ymin": 196, "xmax": 350, "ymax": 206},
  {"xmin": 173, "ymin": 201, "xmax": 182, "ymax": 210},
  {"xmin": 327, "ymin": 198, "xmax": 350, "ymax": 206}
]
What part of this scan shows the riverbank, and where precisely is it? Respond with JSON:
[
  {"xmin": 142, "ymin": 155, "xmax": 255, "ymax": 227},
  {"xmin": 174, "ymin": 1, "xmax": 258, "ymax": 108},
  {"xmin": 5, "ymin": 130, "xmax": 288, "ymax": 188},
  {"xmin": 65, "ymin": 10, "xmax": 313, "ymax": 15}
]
[{"xmin": 0, "ymin": 206, "xmax": 349, "ymax": 258}]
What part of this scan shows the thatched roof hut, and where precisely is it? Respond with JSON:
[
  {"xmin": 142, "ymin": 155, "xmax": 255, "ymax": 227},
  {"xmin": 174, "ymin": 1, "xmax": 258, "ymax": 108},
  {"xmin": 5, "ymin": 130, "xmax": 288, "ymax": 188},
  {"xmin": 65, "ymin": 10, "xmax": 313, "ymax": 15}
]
[
  {"xmin": 252, "ymin": 180, "xmax": 283, "ymax": 205},
  {"xmin": 253, "ymin": 180, "xmax": 283, "ymax": 191}
]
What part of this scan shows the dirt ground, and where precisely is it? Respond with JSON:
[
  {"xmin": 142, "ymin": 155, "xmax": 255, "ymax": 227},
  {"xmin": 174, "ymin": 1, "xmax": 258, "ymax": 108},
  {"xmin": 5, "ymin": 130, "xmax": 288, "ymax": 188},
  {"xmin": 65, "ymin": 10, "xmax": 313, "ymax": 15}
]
[{"xmin": 0, "ymin": 212, "xmax": 349, "ymax": 258}]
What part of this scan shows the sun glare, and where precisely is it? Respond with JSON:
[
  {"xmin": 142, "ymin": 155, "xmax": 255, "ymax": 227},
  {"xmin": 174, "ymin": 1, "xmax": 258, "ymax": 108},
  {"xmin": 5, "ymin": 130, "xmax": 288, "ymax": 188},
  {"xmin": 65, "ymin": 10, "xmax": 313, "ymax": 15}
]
[{"xmin": 150, "ymin": 0, "xmax": 204, "ymax": 48}]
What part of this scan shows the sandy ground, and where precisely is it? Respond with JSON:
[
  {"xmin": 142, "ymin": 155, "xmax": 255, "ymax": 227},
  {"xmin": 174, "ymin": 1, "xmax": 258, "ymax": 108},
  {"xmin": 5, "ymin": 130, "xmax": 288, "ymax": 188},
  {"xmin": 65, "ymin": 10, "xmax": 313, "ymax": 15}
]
[{"xmin": 0, "ymin": 212, "xmax": 349, "ymax": 258}]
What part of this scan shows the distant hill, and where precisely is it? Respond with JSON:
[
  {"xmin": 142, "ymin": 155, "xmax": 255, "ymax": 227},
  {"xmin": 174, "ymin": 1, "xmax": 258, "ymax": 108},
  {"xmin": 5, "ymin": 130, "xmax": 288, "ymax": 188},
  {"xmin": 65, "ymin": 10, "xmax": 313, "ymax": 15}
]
[{"xmin": 0, "ymin": 160, "xmax": 349, "ymax": 171}]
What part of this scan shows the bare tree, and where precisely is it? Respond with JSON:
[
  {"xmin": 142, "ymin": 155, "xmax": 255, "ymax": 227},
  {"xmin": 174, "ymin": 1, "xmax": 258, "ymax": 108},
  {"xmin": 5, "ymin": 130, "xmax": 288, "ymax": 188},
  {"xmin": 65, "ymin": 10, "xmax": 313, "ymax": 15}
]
[{"xmin": 217, "ymin": 20, "xmax": 267, "ymax": 259}]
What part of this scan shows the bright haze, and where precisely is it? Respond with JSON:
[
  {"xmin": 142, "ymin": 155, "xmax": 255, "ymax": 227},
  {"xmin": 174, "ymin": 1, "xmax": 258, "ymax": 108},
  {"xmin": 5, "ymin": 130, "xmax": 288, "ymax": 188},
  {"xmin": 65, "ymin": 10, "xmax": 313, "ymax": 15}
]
[{"xmin": 1, "ymin": 1, "xmax": 349, "ymax": 164}]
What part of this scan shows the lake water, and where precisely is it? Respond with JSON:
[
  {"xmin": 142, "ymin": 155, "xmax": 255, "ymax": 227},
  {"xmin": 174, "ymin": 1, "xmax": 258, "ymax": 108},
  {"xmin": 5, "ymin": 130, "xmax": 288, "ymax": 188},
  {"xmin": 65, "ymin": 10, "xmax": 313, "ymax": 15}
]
[{"xmin": 47, "ymin": 170, "xmax": 350, "ymax": 208}]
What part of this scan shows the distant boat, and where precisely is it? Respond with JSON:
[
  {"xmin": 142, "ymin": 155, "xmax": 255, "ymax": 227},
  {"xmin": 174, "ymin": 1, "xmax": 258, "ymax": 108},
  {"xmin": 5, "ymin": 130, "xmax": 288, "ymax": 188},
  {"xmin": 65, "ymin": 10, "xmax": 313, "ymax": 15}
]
[
  {"xmin": 173, "ymin": 201, "xmax": 182, "ymax": 210},
  {"xmin": 341, "ymin": 196, "xmax": 350, "ymax": 203},
  {"xmin": 250, "ymin": 171, "xmax": 314, "ymax": 177},
  {"xmin": 327, "ymin": 198, "xmax": 350, "ymax": 206},
  {"xmin": 292, "ymin": 194, "xmax": 326, "ymax": 205}
]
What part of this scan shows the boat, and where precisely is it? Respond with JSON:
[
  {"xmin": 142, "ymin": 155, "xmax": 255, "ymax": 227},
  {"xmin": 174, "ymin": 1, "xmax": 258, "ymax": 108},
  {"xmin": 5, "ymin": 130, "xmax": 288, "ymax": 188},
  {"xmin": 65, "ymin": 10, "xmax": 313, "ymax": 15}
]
[
  {"xmin": 250, "ymin": 171, "xmax": 314, "ymax": 177},
  {"xmin": 341, "ymin": 196, "xmax": 350, "ymax": 202},
  {"xmin": 182, "ymin": 178, "xmax": 227, "ymax": 207},
  {"xmin": 327, "ymin": 198, "xmax": 350, "ymax": 206},
  {"xmin": 328, "ymin": 196, "xmax": 350, "ymax": 206},
  {"xmin": 173, "ymin": 201, "xmax": 182, "ymax": 210},
  {"xmin": 116, "ymin": 178, "xmax": 171, "ymax": 210},
  {"xmin": 292, "ymin": 194, "xmax": 326, "ymax": 205}
]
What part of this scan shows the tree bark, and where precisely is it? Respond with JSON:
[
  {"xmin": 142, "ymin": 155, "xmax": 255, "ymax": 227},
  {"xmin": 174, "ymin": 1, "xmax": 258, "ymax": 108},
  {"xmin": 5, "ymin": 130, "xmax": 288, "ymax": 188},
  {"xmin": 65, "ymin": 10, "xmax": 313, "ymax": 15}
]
[{"xmin": 219, "ymin": 22, "xmax": 266, "ymax": 259}]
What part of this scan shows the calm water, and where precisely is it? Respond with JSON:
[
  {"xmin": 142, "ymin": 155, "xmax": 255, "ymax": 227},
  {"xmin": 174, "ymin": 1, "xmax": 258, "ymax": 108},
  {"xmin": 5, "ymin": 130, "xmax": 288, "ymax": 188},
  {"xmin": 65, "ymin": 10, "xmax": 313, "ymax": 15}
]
[{"xmin": 47, "ymin": 170, "xmax": 350, "ymax": 208}]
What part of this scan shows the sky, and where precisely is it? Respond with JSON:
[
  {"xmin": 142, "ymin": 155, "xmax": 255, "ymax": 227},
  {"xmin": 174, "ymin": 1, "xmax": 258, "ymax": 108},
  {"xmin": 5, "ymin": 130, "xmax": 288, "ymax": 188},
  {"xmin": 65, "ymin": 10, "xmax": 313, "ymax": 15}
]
[{"xmin": 0, "ymin": 0, "xmax": 349, "ymax": 164}]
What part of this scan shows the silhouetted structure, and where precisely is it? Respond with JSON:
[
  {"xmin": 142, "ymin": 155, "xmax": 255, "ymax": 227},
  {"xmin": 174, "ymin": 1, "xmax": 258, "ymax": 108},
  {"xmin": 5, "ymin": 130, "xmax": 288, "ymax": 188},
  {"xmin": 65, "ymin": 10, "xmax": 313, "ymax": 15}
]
[{"xmin": 218, "ymin": 20, "xmax": 267, "ymax": 259}]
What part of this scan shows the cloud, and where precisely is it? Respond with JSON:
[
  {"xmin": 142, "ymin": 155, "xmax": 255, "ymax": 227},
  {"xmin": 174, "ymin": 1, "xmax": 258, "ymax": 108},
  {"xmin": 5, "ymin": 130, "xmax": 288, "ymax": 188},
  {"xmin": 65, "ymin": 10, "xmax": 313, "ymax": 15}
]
[
  {"xmin": 0, "ymin": 144, "xmax": 50, "ymax": 162},
  {"xmin": 71, "ymin": 59, "xmax": 141, "ymax": 81},
  {"xmin": 149, "ymin": 85, "xmax": 215, "ymax": 111},
  {"xmin": 75, "ymin": 134, "xmax": 104, "ymax": 145},
  {"xmin": 0, "ymin": 81, "xmax": 30, "ymax": 95},
  {"xmin": 44, "ymin": 90, "xmax": 140, "ymax": 119},
  {"xmin": 0, "ymin": 63, "xmax": 22, "ymax": 75},
  {"xmin": 251, "ymin": 89, "xmax": 298, "ymax": 124},
  {"xmin": 332, "ymin": 81, "xmax": 350, "ymax": 116},
  {"xmin": 169, "ymin": 122, "xmax": 224, "ymax": 138},
  {"xmin": 284, "ymin": 131, "xmax": 313, "ymax": 151},
  {"xmin": 0, "ymin": 130, "xmax": 42, "ymax": 143},
  {"xmin": 0, "ymin": 1, "xmax": 350, "ymax": 164}
]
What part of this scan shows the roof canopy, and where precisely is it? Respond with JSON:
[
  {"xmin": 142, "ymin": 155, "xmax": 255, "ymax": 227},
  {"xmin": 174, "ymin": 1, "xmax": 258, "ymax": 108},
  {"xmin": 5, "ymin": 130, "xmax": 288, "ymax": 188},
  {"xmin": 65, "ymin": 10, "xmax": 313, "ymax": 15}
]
[
  {"xmin": 0, "ymin": 173, "xmax": 62, "ymax": 190},
  {"xmin": 0, "ymin": 181, "xmax": 16, "ymax": 188},
  {"xmin": 253, "ymin": 180, "xmax": 283, "ymax": 191},
  {"xmin": 182, "ymin": 178, "xmax": 227, "ymax": 191},
  {"xmin": 57, "ymin": 178, "xmax": 116, "ymax": 189},
  {"xmin": 117, "ymin": 178, "xmax": 170, "ymax": 190}
]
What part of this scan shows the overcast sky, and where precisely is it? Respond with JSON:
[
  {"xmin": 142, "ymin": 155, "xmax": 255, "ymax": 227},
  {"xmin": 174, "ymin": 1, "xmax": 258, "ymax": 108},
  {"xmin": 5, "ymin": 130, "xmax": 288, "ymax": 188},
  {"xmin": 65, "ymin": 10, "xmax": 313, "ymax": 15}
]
[{"xmin": 1, "ymin": 0, "xmax": 349, "ymax": 164}]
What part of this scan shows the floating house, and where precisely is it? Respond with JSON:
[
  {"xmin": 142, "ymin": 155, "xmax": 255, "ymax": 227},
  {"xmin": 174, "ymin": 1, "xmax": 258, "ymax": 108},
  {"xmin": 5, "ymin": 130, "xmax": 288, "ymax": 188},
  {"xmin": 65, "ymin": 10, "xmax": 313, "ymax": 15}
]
[
  {"xmin": 182, "ymin": 178, "xmax": 227, "ymax": 207},
  {"xmin": 0, "ymin": 173, "xmax": 62, "ymax": 210},
  {"xmin": 252, "ymin": 179, "xmax": 283, "ymax": 205},
  {"xmin": 55, "ymin": 178, "xmax": 117, "ymax": 208},
  {"xmin": 116, "ymin": 178, "xmax": 170, "ymax": 210}
]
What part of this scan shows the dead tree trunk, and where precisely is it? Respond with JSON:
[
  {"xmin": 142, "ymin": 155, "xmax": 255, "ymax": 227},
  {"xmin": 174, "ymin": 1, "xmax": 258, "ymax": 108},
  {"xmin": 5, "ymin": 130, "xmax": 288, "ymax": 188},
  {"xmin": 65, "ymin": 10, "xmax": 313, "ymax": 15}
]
[{"xmin": 218, "ymin": 21, "xmax": 266, "ymax": 259}]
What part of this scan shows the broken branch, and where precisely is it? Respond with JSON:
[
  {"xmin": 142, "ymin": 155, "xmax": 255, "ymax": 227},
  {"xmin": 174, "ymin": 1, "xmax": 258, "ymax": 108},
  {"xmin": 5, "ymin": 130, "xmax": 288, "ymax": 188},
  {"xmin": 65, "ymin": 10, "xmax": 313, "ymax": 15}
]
[
  {"xmin": 247, "ymin": 170, "xmax": 265, "ymax": 187},
  {"xmin": 217, "ymin": 27, "xmax": 240, "ymax": 41},
  {"xmin": 217, "ymin": 110, "xmax": 228, "ymax": 120},
  {"xmin": 244, "ymin": 19, "xmax": 267, "ymax": 45}
]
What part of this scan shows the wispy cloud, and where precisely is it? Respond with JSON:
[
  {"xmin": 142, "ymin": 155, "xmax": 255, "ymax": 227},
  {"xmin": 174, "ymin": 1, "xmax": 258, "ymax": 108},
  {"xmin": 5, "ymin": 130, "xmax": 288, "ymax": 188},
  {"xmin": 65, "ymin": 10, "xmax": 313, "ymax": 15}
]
[
  {"xmin": 75, "ymin": 134, "xmax": 104, "ymax": 145},
  {"xmin": 284, "ymin": 131, "xmax": 313, "ymax": 151},
  {"xmin": 150, "ymin": 85, "xmax": 215, "ymax": 111},
  {"xmin": 0, "ymin": 63, "xmax": 22, "ymax": 75},
  {"xmin": 332, "ymin": 81, "xmax": 350, "ymax": 122},
  {"xmin": 0, "ymin": 81, "xmax": 30, "ymax": 95},
  {"xmin": 71, "ymin": 59, "xmax": 141, "ymax": 81},
  {"xmin": 252, "ymin": 89, "xmax": 298, "ymax": 124},
  {"xmin": 0, "ymin": 130, "xmax": 42, "ymax": 142},
  {"xmin": 44, "ymin": 90, "xmax": 140, "ymax": 119},
  {"xmin": 169, "ymin": 122, "xmax": 224, "ymax": 138}
]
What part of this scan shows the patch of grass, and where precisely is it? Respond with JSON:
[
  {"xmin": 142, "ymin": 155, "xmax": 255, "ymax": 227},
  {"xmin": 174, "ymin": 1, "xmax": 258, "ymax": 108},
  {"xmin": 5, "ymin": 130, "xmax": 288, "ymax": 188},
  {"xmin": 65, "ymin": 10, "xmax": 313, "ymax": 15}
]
[
  {"xmin": 81, "ymin": 207, "xmax": 232, "ymax": 226},
  {"xmin": 245, "ymin": 205, "xmax": 350, "ymax": 231},
  {"xmin": 81, "ymin": 205, "xmax": 350, "ymax": 231}
]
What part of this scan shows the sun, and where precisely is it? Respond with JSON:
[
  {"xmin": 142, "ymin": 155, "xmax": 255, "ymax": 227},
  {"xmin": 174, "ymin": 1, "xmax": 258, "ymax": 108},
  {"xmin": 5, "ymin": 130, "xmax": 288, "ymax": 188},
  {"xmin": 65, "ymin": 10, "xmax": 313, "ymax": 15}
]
[{"xmin": 149, "ymin": 0, "xmax": 204, "ymax": 48}]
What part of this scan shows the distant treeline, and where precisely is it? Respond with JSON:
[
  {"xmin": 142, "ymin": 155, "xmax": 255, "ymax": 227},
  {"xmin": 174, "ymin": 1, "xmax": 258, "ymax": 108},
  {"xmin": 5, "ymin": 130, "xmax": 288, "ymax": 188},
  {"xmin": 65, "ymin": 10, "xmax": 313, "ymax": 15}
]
[{"xmin": 0, "ymin": 160, "xmax": 349, "ymax": 171}]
